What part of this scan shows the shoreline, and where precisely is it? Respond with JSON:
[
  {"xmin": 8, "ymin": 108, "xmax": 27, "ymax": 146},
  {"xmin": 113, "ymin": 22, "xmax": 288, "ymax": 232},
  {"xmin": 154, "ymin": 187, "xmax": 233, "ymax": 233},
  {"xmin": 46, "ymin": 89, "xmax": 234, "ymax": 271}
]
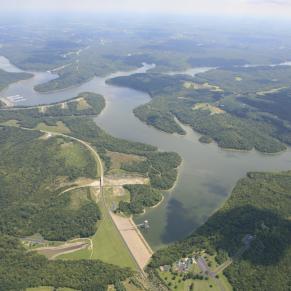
[
  {"xmin": 150, "ymin": 194, "xmax": 165, "ymax": 209},
  {"xmin": 145, "ymin": 115, "xmax": 290, "ymax": 156},
  {"xmin": 110, "ymin": 211, "xmax": 153, "ymax": 271}
]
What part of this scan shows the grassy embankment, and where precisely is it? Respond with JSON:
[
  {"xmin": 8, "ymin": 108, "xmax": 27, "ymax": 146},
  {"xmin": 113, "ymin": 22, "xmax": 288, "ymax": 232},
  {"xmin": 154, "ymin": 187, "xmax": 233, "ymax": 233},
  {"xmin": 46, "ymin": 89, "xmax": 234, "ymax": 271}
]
[{"xmin": 59, "ymin": 186, "xmax": 137, "ymax": 270}]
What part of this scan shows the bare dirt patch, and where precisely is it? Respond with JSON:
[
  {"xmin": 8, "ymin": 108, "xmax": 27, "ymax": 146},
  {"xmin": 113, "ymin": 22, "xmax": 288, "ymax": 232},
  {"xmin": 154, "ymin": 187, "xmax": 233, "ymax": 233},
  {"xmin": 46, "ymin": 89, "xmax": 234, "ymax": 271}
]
[
  {"xmin": 104, "ymin": 174, "xmax": 149, "ymax": 186},
  {"xmin": 193, "ymin": 103, "xmax": 225, "ymax": 115},
  {"xmin": 38, "ymin": 106, "xmax": 47, "ymax": 113},
  {"xmin": 60, "ymin": 177, "xmax": 95, "ymax": 188},
  {"xmin": 61, "ymin": 102, "xmax": 68, "ymax": 109},
  {"xmin": 76, "ymin": 97, "xmax": 90, "ymax": 110},
  {"xmin": 39, "ymin": 132, "xmax": 53, "ymax": 140},
  {"xmin": 59, "ymin": 181, "xmax": 101, "ymax": 195},
  {"xmin": 183, "ymin": 81, "xmax": 223, "ymax": 92},
  {"xmin": 256, "ymin": 87, "xmax": 286, "ymax": 96},
  {"xmin": 35, "ymin": 241, "xmax": 89, "ymax": 259}
]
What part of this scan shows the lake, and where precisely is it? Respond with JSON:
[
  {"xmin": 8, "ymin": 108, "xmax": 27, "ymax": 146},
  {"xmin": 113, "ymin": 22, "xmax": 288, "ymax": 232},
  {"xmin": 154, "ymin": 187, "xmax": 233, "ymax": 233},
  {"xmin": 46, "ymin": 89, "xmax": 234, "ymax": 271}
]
[{"xmin": 1, "ymin": 56, "xmax": 291, "ymax": 249}]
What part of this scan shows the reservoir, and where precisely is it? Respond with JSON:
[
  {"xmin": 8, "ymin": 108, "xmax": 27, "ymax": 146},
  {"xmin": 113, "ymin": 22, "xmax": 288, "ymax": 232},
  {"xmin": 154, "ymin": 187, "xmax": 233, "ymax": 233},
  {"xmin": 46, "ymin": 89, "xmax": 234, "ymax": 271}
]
[{"xmin": 1, "ymin": 56, "xmax": 291, "ymax": 249}]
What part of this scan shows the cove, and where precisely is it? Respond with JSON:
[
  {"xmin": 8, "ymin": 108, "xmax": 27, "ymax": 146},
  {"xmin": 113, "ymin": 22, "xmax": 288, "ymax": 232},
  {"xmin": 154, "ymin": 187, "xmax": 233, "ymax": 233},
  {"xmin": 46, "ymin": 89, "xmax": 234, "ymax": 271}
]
[{"xmin": 1, "ymin": 56, "xmax": 291, "ymax": 250}]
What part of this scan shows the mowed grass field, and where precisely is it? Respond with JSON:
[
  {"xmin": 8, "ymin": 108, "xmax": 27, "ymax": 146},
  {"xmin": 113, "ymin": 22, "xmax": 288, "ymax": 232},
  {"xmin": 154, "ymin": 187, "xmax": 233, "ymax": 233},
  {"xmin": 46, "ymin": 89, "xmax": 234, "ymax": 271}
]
[
  {"xmin": 158, "ymin": 253, "xmax": 233, "ymax": 291},
  {"xmin": 158, "ymin": 270, "xmax": 224, "ymax": 291},
  {"xmin": 59, "ymin": 188, "xmax": 137, "ymax": 270},
  {"xmin": 35, "ymin": 121, "xmax": 71, "ymax": 134},
  {"xmin": 0, "ymin": 119, "xmax": 20, "ymax": 126},
  {"xmin": 59, "ymin": 141, "xmax": 92, "ymax": 169}
]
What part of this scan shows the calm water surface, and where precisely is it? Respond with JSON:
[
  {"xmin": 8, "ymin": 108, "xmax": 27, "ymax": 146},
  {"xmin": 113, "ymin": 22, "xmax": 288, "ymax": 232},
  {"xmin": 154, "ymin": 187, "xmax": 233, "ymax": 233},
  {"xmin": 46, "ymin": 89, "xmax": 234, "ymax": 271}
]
[{"xmin": 1, "ymin": 56, "xmax": 291, "ymax": 249}]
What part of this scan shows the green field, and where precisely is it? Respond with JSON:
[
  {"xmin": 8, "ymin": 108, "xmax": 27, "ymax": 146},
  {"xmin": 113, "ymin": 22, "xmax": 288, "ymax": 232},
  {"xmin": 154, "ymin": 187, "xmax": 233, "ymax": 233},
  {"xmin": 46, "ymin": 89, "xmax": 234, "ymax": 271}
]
[
  {"xmin": 59, "ymin": 188, "xmax": 137, "ymax": 270},
  {"xmin": 35, "ymin": 121, "xmax": 71, "ymax": 133},
  {"xmin": 158, "ymin": 270, "xmax": 223, "ymax": 291},
  {"xmin": 157, "ymin": 252, "xmax": 232, "ymax": 291},
  {"xmin": 0, "ymin": 119, "xmax": 20, "ymax": 127},
  {"xmin": 58, "ymin": 141, "xmax": 98, "ymax": 177}
]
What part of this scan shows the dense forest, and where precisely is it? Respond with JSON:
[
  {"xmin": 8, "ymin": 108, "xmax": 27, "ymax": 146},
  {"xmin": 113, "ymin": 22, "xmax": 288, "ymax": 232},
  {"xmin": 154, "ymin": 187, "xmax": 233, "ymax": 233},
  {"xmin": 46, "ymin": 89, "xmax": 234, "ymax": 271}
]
[
  {"xmin": 0, "ymin": 235, "xmax": 132, "ymax": 291},
  {"xmin": 0, "ymin": 92, "xmax": 105, "ymax": 127},
  {"xmin": 0, "ymin": 126, "xmax": 135, "ymax": 290},
  {"xmin": 0, "ymin": 68, "xmax": 32, "ymax": 91},
  {"xmin": 59, "ymin": 116, "xmax": 181, "ymax": 216},
  {"xmin": 0, "ymin": 93, "xmax": 182, "ymax": 289},
  {"xmin": 119, "ymin": 184, "xmax": 162, "ymax": 214},
  {"xmin": 150, "ymin": 171, "xmax": 291, "ymax": 291},
  {"xmin": 121, "ymin": 151, "xmax": 181, "ymax": 190},
  {"xmin": 0, "ymin": 101, "xmax": 147, "ymax": 289},
  {"xmin": 2, "ymin": 17, "xmax": 291, "ymax": 291},
  {"xmin": 108, "ymin": 67, "xmax": 291, "ymax": 153},
  {"xmin": 0, "ymin": 92, "xmax": 181, "ymax": 194},
  {"xmin": 0, "ymin": 126, "xmax": 99, "ymax": 240}
]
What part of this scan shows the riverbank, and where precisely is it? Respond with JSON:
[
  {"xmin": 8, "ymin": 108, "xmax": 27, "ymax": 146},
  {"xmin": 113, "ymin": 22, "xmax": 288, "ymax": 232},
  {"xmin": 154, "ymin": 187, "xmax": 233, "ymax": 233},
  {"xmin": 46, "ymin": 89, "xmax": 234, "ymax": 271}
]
[{"xmin": 2, "ymin": 55, "xmax": 291, "ymax": 249}]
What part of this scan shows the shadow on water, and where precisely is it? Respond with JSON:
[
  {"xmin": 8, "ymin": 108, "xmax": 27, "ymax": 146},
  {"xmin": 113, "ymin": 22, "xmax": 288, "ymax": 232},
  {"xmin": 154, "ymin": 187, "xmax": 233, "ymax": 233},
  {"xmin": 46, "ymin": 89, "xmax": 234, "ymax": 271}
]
[
  {"xmin": 202, "ymin": 179, "xmax": 229, "ymax": 198},
  {"xmin": 155, "ymin": 204, "xmax": 290, "ymax": 268},
  {"xmin": 2, "ymin": 55, "xmax": 291, "ymax": 249},
  {"xmin": 161, "ymin": 198, "xmax": 200, "ymax": 244}
]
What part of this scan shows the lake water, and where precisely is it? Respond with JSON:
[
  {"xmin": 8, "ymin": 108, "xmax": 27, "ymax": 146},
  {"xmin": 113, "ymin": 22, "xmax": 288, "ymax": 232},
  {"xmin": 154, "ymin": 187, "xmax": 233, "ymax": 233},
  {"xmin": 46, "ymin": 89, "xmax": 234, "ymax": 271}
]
[{"xmin": 1, "ymin": 56, "xmax": 291, "ymax": 250}]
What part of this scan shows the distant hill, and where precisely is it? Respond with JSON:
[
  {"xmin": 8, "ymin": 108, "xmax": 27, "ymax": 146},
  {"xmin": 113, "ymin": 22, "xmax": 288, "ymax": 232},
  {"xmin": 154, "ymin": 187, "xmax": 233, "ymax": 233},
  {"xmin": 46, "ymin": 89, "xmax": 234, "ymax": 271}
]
[{"xmin": 0, "ymin": 68, "xmax": 32, "ymax": 91}]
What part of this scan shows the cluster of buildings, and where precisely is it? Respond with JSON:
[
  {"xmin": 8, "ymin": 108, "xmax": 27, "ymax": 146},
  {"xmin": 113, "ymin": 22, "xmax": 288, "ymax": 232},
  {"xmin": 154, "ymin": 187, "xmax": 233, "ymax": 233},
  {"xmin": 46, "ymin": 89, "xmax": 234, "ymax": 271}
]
[{"xmin": 160, "ymin": 256, "xmax": 197, "ymax": 273}]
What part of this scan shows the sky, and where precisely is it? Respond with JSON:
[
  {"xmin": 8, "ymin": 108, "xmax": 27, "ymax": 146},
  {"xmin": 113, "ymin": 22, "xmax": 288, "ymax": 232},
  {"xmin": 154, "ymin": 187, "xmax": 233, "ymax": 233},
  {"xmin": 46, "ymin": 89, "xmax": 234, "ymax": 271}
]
[{"xmin": 1, "ymin": 0, "xmax": 291, "ymax": 18}]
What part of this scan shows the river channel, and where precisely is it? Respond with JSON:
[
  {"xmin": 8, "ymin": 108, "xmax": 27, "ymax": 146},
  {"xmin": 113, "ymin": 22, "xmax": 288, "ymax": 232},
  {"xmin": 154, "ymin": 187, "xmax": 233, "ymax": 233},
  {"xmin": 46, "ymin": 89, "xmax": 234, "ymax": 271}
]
[{"xmin": 1, "ymin": 56, "xmax": 291, "ymax": 250}]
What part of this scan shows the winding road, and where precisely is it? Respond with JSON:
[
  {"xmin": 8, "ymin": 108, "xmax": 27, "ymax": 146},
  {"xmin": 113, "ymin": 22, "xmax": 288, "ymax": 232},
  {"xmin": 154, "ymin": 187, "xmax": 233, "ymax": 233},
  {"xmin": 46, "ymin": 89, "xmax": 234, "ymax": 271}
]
[{"xmin": 17, "ymin": 125, "xmax": 152, "ymax": 274}]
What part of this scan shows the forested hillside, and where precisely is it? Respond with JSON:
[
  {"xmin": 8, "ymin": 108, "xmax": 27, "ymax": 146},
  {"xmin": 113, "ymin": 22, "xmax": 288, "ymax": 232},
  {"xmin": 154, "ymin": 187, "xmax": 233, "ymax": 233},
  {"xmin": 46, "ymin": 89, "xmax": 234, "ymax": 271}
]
[
  {"xmin": 150, "ymin": 171, "xmax": 291, "ymax": 291},
  {"xmin": 0, "ymin": 68, "xmax": 32, "ymax": 91},
  {"xmin": 0, "ymin": 93, "xmax": 181, "ymax": 211},
  {"xmin": 0, "ymin": 126, "xmax": 99, "ymax": 240},
  {"xmin": 0, "ymin": 96, "xmax": 147, "ymax": 290},
  {"xmin": 108, "ymin": 66, "xmax": 291, "ymax": 153},
  {"xmin": 0, "ymin": 235, "xmax": 132, "ymax": 291}
]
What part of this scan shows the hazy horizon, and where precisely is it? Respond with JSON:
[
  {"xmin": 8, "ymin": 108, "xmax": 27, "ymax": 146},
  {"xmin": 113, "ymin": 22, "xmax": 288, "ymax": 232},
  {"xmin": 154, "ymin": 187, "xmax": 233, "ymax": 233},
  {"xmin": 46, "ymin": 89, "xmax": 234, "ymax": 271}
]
[{"xmin": 1, "ymin": 0, "xmax": 291, "ymax": 19}]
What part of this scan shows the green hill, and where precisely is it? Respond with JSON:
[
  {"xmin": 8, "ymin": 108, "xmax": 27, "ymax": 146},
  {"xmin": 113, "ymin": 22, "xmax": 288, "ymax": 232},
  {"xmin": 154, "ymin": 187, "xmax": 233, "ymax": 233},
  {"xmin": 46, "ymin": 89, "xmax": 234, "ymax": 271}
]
[{"xmin": 151, "ymin": 171, "xmax": 291, "ymax": 291}]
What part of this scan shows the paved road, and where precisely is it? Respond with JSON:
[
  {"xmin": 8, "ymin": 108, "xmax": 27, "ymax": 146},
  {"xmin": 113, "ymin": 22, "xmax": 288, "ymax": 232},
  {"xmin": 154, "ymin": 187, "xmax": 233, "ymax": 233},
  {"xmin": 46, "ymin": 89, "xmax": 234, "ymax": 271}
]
[
  {"xmin": 16, "ymin": 126, "xmax": 152, "ymax": 275},
  {"xmin": 35, "ymin": 127, "xmax": 149, "ymax": 274}
]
